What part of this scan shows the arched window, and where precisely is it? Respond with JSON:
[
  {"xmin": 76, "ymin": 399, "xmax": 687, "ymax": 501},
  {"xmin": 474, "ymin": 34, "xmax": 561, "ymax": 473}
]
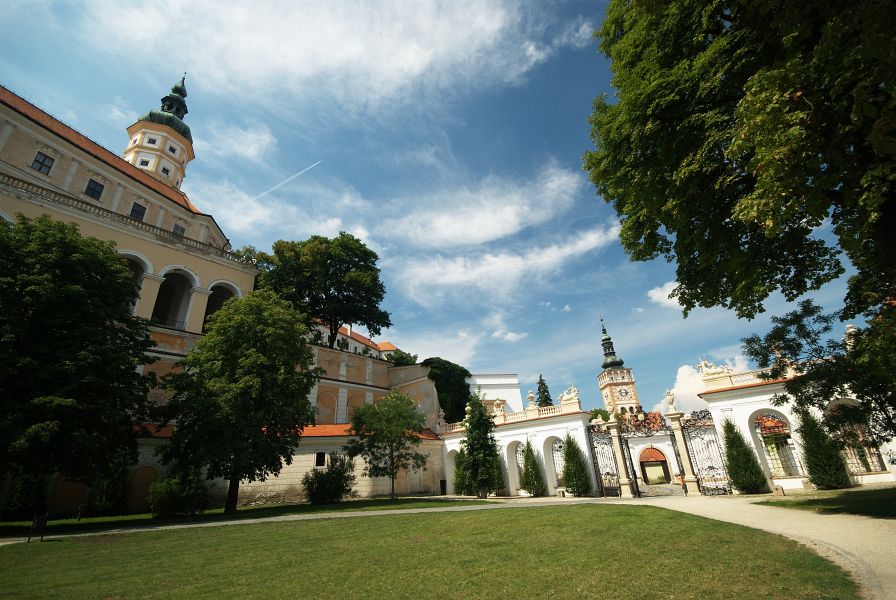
[
  {"xmin": 152, "ymin": 271, "xmax": 193, "ymax": 330},
  {"xmin": 754, "ymin": 412, "xmax": 801, "ymax": 477},
  {"xmin": 551, "ymin": 439, "xmax": 565, "ymax": 487},
  {"xmin": 202, "ymin": 284, "xmax": 236, "ymax": 330}
]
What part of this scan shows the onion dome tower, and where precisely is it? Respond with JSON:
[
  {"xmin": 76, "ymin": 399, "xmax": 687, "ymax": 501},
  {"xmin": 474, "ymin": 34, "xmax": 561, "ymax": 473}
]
[
  {"xmin": 596, "ymin": 319, "xmax": 642, "ymax": 413},
  {"xmin": 123, "ymin": 76, "xmax": 195, "ymax": 189}
]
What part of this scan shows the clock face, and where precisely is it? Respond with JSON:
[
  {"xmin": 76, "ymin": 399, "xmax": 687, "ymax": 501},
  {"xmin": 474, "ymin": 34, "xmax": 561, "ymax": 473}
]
[{"xmin": 618, "ymin": 388, "xmax": 630, "ymax": 399}]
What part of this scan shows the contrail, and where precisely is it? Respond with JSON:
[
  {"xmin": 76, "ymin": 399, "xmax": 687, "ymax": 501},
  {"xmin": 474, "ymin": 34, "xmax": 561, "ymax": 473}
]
[{"xmin": 253, "ymin": 160, "xmax": 322, "ymax": 201}]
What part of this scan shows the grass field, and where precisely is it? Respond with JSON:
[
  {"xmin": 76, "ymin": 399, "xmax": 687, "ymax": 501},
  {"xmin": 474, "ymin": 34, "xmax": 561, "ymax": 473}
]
[
  {"xmin": 756, "ymin": 484, "xmax": 896, "ymax": 518},
  {"xmin": 0, "ymin": 504, "xmax": 858, "ymax": 599},
  {"xmin": 0, "ymin": 498, "xmax": 489, "ymax": 539}
]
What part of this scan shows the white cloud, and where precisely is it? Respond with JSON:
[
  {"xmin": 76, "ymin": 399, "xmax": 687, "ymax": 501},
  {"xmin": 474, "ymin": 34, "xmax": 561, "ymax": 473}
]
[
  {"xmin": 385, "ymin": 328, "xmax": 483, "ymax": 366},
  {"xmin": 647, "ymin": 280, "xmax": 680, "ymax": 308},
  {"xmin": 103, "ymin": 95, "xmax": 136, "ymax": 128},
  {"xmin": 77, "ymin": 2, "xmax": 593, "ymax": 117},
  {"xmin": 194, "ymin": 123, "xmax": 277, "ymax": 164},
  {"xmin": 381, "ymin": 163, "xmax": 583, "ymax": 248},
  {"xmin": 484, "ymin": 312, "xmax": 528, "ymax": 342},
  {"xmin": 662, "ymin": 364, "xmax": 708, "ymax": 414},
  {"xmin": 391, "ymin": 223, "xmax": 620, "ymax": 306},
  {"xmin": 561, "ymin": 304, "xmax": 572, "ymax": 312}
]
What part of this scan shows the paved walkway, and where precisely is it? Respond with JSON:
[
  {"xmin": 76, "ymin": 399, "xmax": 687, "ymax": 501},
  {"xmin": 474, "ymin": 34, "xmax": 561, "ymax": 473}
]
[{"xmin": 3, "ymin": 495, "xmax": 893, "ymax": 599}]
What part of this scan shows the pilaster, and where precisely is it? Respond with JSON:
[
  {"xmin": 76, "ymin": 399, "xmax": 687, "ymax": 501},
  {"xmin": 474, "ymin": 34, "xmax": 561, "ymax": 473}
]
[
  {"xmin": 185, "ymin": 287, "xmax": 212, "ymax": 333},
  {"xmin": 605, "ymin": 418, "xmax": 636, "ymax": 498},
  {"xmin": 133, "ymin": 273, "xmax": 164, "ymax": 319}
]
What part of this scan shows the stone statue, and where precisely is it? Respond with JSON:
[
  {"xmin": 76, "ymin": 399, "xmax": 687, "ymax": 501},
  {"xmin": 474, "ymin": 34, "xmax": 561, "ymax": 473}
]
[
  {"xmin": 697, "ymin": 360, "xmax": 732, "ymax": 376},
  {"xmin": 558, "ymin": 386, "xmax": 580, "ymax": 403},
  {"xmin": 526, "ymin": 390, "xmax": 536, "ymax": 408},
  {"xmin": 664, "ymin": 389, "xmax": 677, "ymax": 412}
]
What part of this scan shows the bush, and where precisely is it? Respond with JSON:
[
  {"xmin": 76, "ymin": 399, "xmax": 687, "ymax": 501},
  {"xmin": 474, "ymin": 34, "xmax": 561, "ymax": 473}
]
[
  {"xmin": 452, "ymin": 449, "xmax": 473, "ymax": 496},
  {"xmin": 147, "ymin": 474, "xmax": 209, "ymax": 517},
  {"xmin": 723, "ymin": 420, "xmax": 768, "ymax": 493},
  {"xmin": 1, "ymin": 470, "xmax": 48, "ymax": 519},
  {"xmin": 302, "ymin": 453, "xmax": 357, "ymax": 504},
  {"xmin": 797, "ymin": 409, "xmax": 852, "ymax": 489},
  {"xmin": 561, "ymin": 435, "xmax": 592, "ymax": 497},
  {"xmin": 86, "ymin": 451, "xmax": 131, "ymax": 516},
  {"xmin": 520, "ymin": 441, "xmax": 546, "ymax": 497}
]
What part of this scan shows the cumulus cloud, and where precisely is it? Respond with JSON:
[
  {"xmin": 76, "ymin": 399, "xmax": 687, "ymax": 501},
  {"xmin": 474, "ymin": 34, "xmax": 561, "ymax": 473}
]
[
  {"xmin": 384, "ymin": 328, "xmax": 484, "ymax": 366},
  {"xmin": 658, "ymin": 364, "xmax": 708, "ymax": 414},
  {"xmin": 194, "ymin": 123, "xmax": 277, "ymax": 164},
  {"xmin": 103, "ymin": 95, "xmax": 136, "ymax": 128},
  {"xmin": 647, "ymin": 280, "xmax": 680, "ymax": 308},
  {"xmin": 484, "ymin": 312, "xmax": 528, "ymax": 343},
  {"xmin": 380, "ymin": 163, "xmax": 583, "ymax": 248}
]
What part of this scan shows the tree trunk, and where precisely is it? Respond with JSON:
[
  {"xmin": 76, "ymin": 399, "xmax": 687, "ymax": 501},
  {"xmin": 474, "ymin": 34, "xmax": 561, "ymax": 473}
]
[
  {"xmin": 390, "ymin": 475, "xmax": 396, "ymax": 500},
  {"xmin": 225, "ymin": 477, "xmax": 240, "ymax": 514}
]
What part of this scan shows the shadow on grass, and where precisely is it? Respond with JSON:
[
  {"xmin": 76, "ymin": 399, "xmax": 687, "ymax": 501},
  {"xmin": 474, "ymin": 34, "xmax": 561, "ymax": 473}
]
[
  {"xmin": 0, "ymin": 497, "xmax": 490, "ymax": 539},
  {"xmin": 756, "ymin": 485, "xmax": 896, "ymax": 518}
]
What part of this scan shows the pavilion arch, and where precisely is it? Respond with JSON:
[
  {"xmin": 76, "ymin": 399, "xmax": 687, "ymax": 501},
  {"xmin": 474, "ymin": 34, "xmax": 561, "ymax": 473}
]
[
  {"xmin": 823, "ymin": 398, "xmax": 887, "ymax": 474},
  {"xmin": 203, "ymin": 280, "xmax": 242, "ymax": 329},
  {"xmin": 542, "ymin": 435, "xmax": 565, "ymax": 494},
  {"xmin": 117, "ymin": 250, "xmax": 154, "ymax": 278},
  {"xmin": 151, "ymin": 267, "xmax": 198, "ymax": 330},
  {"xmin": 316, "ymin": 391, "xmax": 337, "ymax": 424},
  {"xmin": 505, "ymin": 440, "xmax": 523, "ymax": 496},
  {"xmin": 0, "ymin": 210, "xmax": 13, "ymax": 223},
  {"xmin": 748, "ymin": 408, "xmax": 802, "ymax": 478},
  {"xmin": 639, "ymin": 446, "xmax": 671, "ymax": 484},
  {"xmin": 445, "ymin": 450, "xmax": 459, "ymax": 495}
]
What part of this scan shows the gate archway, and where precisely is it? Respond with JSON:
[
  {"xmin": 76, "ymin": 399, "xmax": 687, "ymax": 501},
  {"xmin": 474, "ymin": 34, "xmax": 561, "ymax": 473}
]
[{"xmin": 639, "ymin": 447, "xmax": 670, "ymax": 484}]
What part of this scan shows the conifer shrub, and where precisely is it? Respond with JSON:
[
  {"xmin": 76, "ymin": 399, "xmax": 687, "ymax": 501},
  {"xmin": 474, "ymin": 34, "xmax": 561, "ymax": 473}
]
[
  {"xmin": 302, "ymin": 453, "xmax": 357, "ymax": 504},
  {"xmin": 722, "ymin": 420, "xmax": 768, "ymax": 493},
  {"xmin": 452, "ymin": 449, "xmax": 473, "ymax": 496},
  {"xmin": 519, "ymin": 441, "xmax": 546, "ymax": 497},
  {"xmin": 796, "ymin": 409, "xmax": 852, "ymax": 489},
  {"xmin": 147, "ymin": 474, "xmax": 209, "ymax": 517},
  {"xmin": 560, "ymin": 435, "xmax": 592, "ymax": 496}
]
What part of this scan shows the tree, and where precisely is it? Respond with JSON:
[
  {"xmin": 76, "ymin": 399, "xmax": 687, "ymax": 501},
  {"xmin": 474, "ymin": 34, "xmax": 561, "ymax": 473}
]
[
  {"xmin": 519, "ymin": 441, "xmax": 546, "ymax": 497},
  {"xmin": 345, "ymin": 390, "xmax": 427, "ymax": 500},
  {"xmin": 387, "ymin": 348, "xmax": 418, "ymax": 366},
  {"xmin": 158, "ymin": 290, "xmax": 318, "ymax": 514},
  {"xmin": 722, "ymin": 420, "xmax": 768, "ymax": 493},
  {"xmin": 585, "ymin": 0, "xmax": 896, "ymax": 442},
  {"xmin": 536, "ymin": 374, "xmax": 553, "ymax": 407},
  {"xmin": 585, "ymin": 0, "xmax": 894, "ymax": 321},
  {"xmin": 421, "ymin": 357, "xmax": 472, "ymax": 423},
  {"xmin": 560, "ymin": 435, "xmax": 592, "ymax": 497},
  {"xmin": 0, "ymin": 215, "xmax": 155, "ymax": 512},
  {"xmin": 262, "ymin": 232, "xmax": 392, "ymax": 348},
  {"xmin": 795, "ymin": 409, "xmax": 851, "ymax": 489},
  {"xmin": 460, "ymin": 392, "xmax": 504, "ymax": 498}
]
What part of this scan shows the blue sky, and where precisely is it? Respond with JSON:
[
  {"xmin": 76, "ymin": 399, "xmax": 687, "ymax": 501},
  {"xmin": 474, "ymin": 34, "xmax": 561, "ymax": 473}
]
[{"xmin": 1, "ymin": 1, "xmax": 851, "ymax": 414}]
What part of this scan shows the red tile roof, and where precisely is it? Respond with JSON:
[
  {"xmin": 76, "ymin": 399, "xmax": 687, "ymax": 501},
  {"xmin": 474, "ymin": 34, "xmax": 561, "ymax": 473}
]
[
  {"xmin": 337, "ymin": 326, "xmax": 382, "ymax": 351},
  {"xmin": 378, "ymin": 341, "xmax": 398, "ymax": 352},
  {"xmin": 140, "ymin": 423, "xmax": 440, "ymax": 440},
  {"xmin": 0, "ymin": 85, "xmax": 203, "ymax": 215}
]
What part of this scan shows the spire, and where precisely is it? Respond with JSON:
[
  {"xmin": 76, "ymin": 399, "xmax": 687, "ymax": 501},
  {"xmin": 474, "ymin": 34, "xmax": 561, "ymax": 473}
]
[
  {"xmin": 137, "ymin": 75, "xmax": 192, "ymax": 142},
  {"xmin": 600, "ymin": 318, "xmax": 624, "ymax": 369}
]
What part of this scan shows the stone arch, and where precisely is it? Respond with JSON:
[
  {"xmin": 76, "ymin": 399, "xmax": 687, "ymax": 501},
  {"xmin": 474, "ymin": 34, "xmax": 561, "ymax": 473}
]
[
  {"xmin": 748, "ymin": 409, "xmax": 802, "ymax": 478},
  {"xmin": 317, "ymin": 391, "xmax": 337, "ymax": 424},
  {"xmin": 158, "ymin": 264, "xmax": 201, "ymax": 287},
  {"xmin": 445, "ymin": 449, "xmax": 459, "ymax": 495},
  {"xmin": 542, "ymin": 435, "xmax": 565, "ymax": 494},
  {"xmin": 346, "ymin": 391, "xmax": 366, "ymax": 422},
  {"xmin": 505, "ymin": 440, "xmax": 523, "ymax": 496},
  {"xmin": 638, "ymin": 446, "xmax": 671, "ymax": 484},
  {"xmin": 151, "ymin": 269, "xmax": 195, "ymax": 330},
  {"xmin": 117, "ymin": 250, "xmax": 154, "ymax": 277},
  {"xmin": 126, "ymin": 465, "xmax": 159, "ymax": 513},
  {"xmin": 202, "ymin": 282, "xmax": 240, "ymax": 329},
  {"xmin": 206, "ymin": 279, "xmax": 243, "ymax": 298}
]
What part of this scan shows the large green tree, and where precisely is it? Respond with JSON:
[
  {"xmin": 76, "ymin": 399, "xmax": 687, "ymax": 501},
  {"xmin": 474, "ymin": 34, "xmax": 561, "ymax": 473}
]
[
  {"xmin": 345, "ymin": 390, "xmax": 427, "ymax": 500},
  {"xmin": 421, "ymin": 357, "xmax": 472, "ymax": 423},
  {"xmin": 459, "ymin": 392, "xmax": 504, "ymax": 498},
  {"xmin": 158, "ymin": 290, "xmax": 318, "ymax": 514},
  {"xmin": 560, "ymin": 435, "xmax": 592, "ymax": 497},
  {"xmin": 261, "ymin": 232, "xmax": 392, "ymax": 348},
  {"xmin": 585, "ymin": 0, "xmax": 894, "ymax": 320},
  {"xmin": 0, "ymin": 215, "xmax": 155, "ymax": 510},
  {"xmin": 387, "ymin": 348, "xmax": 418, "ymax": 366}
]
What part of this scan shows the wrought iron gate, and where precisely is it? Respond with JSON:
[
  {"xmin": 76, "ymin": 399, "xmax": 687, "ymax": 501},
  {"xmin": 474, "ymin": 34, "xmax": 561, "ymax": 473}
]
[
  {"xmin": 619, "ymin": 415, "xmax": 681, "ymax": 497},
  {"xmin": 681, "ymin": 409, "xmax": 731, "ymax": 495},
  {"xmin": 587, "ymin": 428, "xmax": 620, "ymax": 497}
]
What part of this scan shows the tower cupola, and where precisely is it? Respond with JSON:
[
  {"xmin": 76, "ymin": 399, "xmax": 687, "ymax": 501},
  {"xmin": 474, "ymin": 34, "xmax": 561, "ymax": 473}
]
[
  {"xmin": 600, "ymin": 319, "xmax": 625, "ymax": 369},
  {"xmin": 124, "ymin": 76, "xmax": 195, "ymax": 190}
]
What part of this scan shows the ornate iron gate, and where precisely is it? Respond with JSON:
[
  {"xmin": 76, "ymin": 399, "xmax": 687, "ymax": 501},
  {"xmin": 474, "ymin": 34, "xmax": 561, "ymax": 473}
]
[
  {"xmin": 619, "ymin": 414, "xmax": 681, "ymax": 497},
  {"xmin": 587, "ymin": 428, "xmax": 620, "ymax": 497},
  {"xmin": 682, "ymin": 410, "xmax": 731, "ymax": 495}
]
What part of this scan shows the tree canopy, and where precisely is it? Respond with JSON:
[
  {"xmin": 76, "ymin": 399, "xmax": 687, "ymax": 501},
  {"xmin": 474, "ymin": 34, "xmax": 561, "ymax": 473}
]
[
  {"xmin": 0, "ymin": 215, "xmax": 155, "ymax": 506},
  {"xmin": 585, "ymin": 0, "xmax": 894, "ymax": 320},
  {"xmin": 158, "ymin": 289, "xmax": 318, "ymax": 514},
  {"xmin": 345, "ymin": 390, "xmax": 427, "ymax": 500},
  {"xmin": 387, "ymin": 348, "xmax": 418, "ymax": 366},
  {"xmin": 261, "ymin": 232, "xmax": 392, "ymax": 348},
  {"xmin": 421, "ymin": 357, "xmax": 472, "ymax": 423},
  {"xmin": 536, "ymin": 374, "xmax": 553, "ymax": 407}
]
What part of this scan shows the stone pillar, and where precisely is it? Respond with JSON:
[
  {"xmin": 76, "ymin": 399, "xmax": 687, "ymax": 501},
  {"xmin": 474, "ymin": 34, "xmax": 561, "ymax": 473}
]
[
  {"xmin": 338, "ymin": 353, "xmax": 347, "ymax": 382},
  {"xmin": 605, "ymin": 418, "xmax": 636, "ymax": 498},
  {"xmin": 666, "ymin": 411, "xmax": 700, "ymax": 495},
  {"xmin": 185, "ymin": 287, "xmax": 212, "ymax": 334},
  {"xmin": 336, "ymin": 388, "xmax": 348, "ymax": 423},
  {"xmin": 133, "ymin": 273, "xmax": 164, "ymax": 319}
]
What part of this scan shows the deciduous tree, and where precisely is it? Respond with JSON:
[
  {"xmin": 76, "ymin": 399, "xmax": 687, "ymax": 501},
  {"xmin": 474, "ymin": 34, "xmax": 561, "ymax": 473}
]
[
  {"xmin": 387, "ymin": 348, "xmax": 418, "ymax": 366},
  {"xmin": 0, "ymin": 215, "xmax": 155, "ymax": 512},
  {"xmin": 345, "ymin": 391, "xmax": 427, "ymax": 500},
  {"xmin": 158, "ymin": 290, "xmax": 318, "ymax": 514}
]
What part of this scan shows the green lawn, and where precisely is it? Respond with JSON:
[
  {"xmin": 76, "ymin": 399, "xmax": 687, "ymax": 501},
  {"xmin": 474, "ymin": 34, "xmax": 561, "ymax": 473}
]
[
  {"xmin": 0, "ymin": 504, "xmax": 858, "ymax": 599},
  {"xmin": 0, "ymin": 497, "xmax": 489, "ymax": 539},
  {"xmin": 756, "ymin": 485, "xmax": 896, "ymax": 518}
]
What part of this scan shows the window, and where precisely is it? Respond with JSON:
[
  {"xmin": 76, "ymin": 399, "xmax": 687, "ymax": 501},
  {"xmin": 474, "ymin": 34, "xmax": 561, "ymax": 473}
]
[
  {"xmin": 172, "ymin": 223, "xmax": 186, "ymax": 237},
  {"xmin": 129, "ymin": 202, "xmax": 147, "ymax": 222},
  {"xmin": 84, "ymin": 178, "xmax": 104, "ymax": 200},
  {"xmin": 315, "ymin": 452, "xmax": 326, "ymax": 467},
  {"xmin": 147, "ymin": 137, "xmax": 157, "ymax": 145},
  {"xmin": 30, "ymin": 151, "xmax": 54, "ymax": 175},
  {"xmin": 138, "ymin": 159, "xmax": 150, "ymax": 167},
  {"xmin": 168, "ymin": 145, "xmax": 177, "ymax": 154},
  {"xmin": 161, "ymin": 166, "xmax": 171, "ymax": 176}
]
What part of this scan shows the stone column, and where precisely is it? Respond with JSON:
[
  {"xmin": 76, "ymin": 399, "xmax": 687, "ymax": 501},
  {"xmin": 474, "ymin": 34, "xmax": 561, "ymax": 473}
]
[
  {"xmin": 185, "ymin": 287, "xmax": 212, "ymax": 334},
  {"xmin": 666, "ymin": 411, "xmax": 701, "ymax": 495},
  {"xmin": 336, "ymin": 388, "xmax": 348, "ymax": 423},
  {"xmin": 133, "ymin": 273, "xmax": 164, "ymax": 319},
  {"xmin": 605, "ymin": 418, "xmax": 636, "ymax": 498}
]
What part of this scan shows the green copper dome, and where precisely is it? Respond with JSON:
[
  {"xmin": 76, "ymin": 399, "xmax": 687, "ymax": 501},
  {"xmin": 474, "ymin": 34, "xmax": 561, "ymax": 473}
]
[
  {"xmin": 600, "ymin": 319, "xmax": 625, "ymax": 369},
  {"xmin": 138, "ymin": 76, "xmax": 192, "ymax": 143}
]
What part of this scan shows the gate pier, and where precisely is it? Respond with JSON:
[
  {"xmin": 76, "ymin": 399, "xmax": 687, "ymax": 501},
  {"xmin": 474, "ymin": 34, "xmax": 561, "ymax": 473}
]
[{"xmin": 666, "ymin": 410, "xmax": 701, "ymax": 495}]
